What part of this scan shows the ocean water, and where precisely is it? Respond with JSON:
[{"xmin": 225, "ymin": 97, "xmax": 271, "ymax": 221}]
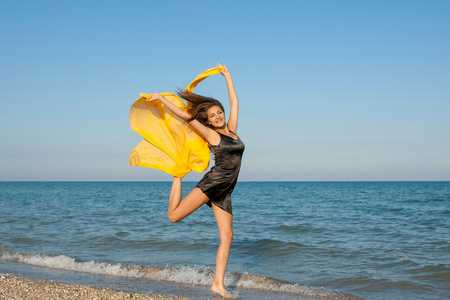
[{"xmin": 0, "ymin": 181, "xmax": 448, "ymax": 299}]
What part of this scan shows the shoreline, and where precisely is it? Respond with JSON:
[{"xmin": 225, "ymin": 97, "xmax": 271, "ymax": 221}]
[{"xmin": 0, "ymin": 273, "xmax": 189, "ymax": 300}]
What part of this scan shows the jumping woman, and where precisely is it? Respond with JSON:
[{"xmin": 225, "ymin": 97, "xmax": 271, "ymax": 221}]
[{"xmin": 146, "ymin": 63, "xmax": 244, "ymax": 297}]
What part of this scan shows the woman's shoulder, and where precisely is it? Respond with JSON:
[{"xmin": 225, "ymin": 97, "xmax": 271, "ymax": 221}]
[{"xmin": 208, "ymin": 130, "xmax": 221, "ymax": 146}]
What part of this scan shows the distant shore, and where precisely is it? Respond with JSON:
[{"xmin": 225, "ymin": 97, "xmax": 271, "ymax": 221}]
[{"xmin": 0, "ymin": 273, "xmax": 189, "ymax": 300}]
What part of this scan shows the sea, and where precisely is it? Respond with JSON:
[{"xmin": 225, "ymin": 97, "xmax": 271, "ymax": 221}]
[{"xmin": 0, "ymin": 181, "xmax": 448, "ymax": 300}]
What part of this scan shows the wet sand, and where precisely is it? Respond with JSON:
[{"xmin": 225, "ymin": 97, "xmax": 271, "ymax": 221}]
[{"xmin": 0, "ymin": 273, "xmax": 189, "ymax": 300}]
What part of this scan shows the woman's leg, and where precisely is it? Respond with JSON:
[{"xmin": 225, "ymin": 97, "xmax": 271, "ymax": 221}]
[
  {"xmin": 210, "ymin": 203, "xmax": 233, "ymax": 297},
  {"xmin": 167, "ymin": 177, "xmax": 210, "ymax": 223}
]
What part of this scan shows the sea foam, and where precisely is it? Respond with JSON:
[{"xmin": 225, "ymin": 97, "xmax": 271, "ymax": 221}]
[{"xmin": 1, "ymin": 251, "xmax": 362, "ymax": 299}]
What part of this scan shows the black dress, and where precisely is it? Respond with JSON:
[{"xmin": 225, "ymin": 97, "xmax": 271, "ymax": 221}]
[{"xmin": 196, "ymin": 132, "xmax": 245, "ymax": 215}]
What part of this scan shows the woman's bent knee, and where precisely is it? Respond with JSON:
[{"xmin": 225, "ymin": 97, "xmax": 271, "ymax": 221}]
[{"xmin": 168, "ymin": 212, "xmax": 181, "ymax": 223}]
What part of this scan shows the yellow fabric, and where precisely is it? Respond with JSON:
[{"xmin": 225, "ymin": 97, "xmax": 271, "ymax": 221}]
[
  {"xmin": 129, "ymin": 67, "xmax": 225, "ymax": 177},
  {"xmin": 185, "ymin": 67, "xmax": 224, "ymax": 92}
]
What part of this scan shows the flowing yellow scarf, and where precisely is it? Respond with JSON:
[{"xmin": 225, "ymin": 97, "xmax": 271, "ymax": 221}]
[{"xmin": 129, "ymin": 67, "xmax": 225, "ymax": 177}]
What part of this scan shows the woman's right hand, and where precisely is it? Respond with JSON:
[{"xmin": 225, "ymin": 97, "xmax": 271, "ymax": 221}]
[{"xmin": 146, "ymin": 92, "xmax": 164, "ymax": 102}]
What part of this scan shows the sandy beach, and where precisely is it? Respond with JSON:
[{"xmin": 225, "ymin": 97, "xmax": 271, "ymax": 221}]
[{"xmin": 0, "ymin": 273, "xmax": 189, "ymax": 300}]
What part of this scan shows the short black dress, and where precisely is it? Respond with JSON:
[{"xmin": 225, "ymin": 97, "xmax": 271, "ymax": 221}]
[{"xmin": 196, "ymin": 132, "xmax": 245, "ymax": 215}]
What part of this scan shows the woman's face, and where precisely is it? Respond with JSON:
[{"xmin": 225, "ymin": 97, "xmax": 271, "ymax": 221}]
[{"xmin": 206, "ymin": 105, "xmax": 225, "ymax": 128}]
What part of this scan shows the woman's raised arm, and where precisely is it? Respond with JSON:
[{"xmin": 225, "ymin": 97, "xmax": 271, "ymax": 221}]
[
  {"xmin": 146, "ymin": 93, "xmax": 218, "ymax": 144},
  {"xmin": 217, "ymin": 63, "xmax": 239, "ymax": 134}
]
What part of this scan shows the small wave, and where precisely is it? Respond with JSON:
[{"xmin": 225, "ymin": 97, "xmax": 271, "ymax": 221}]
[
  {"xmin": 276, "ymin": 224, "xmax": 325, "ymax": 234},
  {"xmin": 236, "ymin": 239, "xmax": 308, "ymax": 258},
  {"xmin": 1, "ymin": 252, "xmax": 362, "ymax": 299}
]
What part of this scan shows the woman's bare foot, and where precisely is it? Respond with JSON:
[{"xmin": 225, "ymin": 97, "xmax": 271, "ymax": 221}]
[{"xmin": 211, "ymin": 284, "xmax": 237, "ymax": 298}]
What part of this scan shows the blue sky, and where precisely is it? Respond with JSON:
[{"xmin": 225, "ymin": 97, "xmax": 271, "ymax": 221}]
[{"xmin": 1, "ymin": 0, "xmax": 449, "ymax": 181}]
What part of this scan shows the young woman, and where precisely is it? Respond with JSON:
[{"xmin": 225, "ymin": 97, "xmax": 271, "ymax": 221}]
[{"xmin": 146, "ymin": 63, "xmax": 244, "ymax": 297}]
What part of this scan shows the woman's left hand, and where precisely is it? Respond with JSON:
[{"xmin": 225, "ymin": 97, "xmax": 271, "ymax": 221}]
[{"xmin": 217, "ymin": 63, "xmax": 230, "ymax": 76}]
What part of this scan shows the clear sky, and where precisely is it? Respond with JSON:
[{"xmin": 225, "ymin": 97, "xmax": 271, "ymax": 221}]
[{"xmin": 1, "ymin": 0, "xmax": 449, "ymax": 181}]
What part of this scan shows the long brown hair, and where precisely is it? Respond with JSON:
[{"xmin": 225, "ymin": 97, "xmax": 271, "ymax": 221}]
[{"xmin": 177, "ymin": 89, "xmax": 225, "ymax": 129}]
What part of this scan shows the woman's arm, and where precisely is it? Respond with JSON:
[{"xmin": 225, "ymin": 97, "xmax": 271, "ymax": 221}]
[
  {"xmin": 146, "ymin": 93, "xmax": 219, "ymax": 144},
  {"xmin": 217, "ymin": 63, "xmax": 239, "ymax": 134}
]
